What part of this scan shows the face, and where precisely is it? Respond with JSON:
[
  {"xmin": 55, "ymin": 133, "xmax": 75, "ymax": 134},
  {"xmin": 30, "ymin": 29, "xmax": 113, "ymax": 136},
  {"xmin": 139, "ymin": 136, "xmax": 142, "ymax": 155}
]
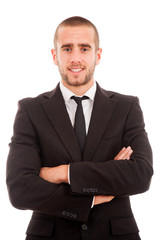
[{"xmin": 51, "ymin": 26, "xmax": 102, "ymax": 87}]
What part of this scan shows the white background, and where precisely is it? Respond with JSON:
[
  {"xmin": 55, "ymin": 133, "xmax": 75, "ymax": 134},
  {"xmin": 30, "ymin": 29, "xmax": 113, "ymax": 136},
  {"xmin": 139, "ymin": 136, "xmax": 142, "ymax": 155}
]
[{"xmin": 0, "ymin": 0, "xmax": 160, "ymax": 239}]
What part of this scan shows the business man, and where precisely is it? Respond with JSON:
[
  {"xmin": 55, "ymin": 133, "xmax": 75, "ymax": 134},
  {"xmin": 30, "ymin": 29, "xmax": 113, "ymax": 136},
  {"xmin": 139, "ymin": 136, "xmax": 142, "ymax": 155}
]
[{"xmin": 7, "ymin": 16, "xmax": 153, "ymax": 240}]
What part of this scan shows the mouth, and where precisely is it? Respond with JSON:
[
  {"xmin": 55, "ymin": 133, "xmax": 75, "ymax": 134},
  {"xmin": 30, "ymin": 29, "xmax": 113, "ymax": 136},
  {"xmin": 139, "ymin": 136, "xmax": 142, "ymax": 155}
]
[{"xmin": 68, "ymin": 68, "xmax": 84, "ymax": 73}]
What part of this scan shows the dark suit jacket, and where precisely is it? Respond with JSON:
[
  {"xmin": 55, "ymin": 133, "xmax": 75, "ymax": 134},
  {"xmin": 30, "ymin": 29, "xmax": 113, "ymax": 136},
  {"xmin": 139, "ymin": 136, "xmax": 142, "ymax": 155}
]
[{"xmin": 6, "ymin": 83, "xmax": 153, "ymax": 240}]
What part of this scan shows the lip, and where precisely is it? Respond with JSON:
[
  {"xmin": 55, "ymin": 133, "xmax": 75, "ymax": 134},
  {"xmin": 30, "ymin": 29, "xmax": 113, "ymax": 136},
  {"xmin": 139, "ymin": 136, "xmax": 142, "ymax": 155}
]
[{"xmin": 68, "ymin": 68, "xmax": 84, "ymax": 73}]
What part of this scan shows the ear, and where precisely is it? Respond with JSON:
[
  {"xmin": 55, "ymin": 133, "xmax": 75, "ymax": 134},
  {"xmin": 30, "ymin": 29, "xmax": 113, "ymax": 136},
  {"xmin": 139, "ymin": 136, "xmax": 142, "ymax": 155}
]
[
  {"xmin": 96, "ymin": 48, "xmax": 102, "ymax": 65},
  {"xmin": 51, "ymin": 48, "xmax": 58, "ymax": 65}
]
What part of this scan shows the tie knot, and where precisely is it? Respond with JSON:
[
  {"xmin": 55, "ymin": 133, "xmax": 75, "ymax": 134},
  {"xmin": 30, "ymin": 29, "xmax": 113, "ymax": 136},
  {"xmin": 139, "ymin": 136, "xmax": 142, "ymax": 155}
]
[{"xmin": 71, "ymin": 96, "xmax": 89, "ymax": 105}]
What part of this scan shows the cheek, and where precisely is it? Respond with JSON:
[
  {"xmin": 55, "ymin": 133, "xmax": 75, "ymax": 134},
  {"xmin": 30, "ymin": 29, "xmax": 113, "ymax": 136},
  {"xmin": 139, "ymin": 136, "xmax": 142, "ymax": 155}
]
[
  {"xmin": 57, "ymin": 52, "xmax": 68, "ymax": 65},
  {"xmin": 58, "ymin": 59, "xmax": 67, "ymax": 68},
  {"xmin": 82, "ymin": 55, "xmax": 95, "ymax": 67},
  {"xmin": 88, "ymin": 53, "xmax": 97, "ymax": 63},
  {"xmin": 88, "ymin": 56, "xmax": 97, "ymax": 67}
]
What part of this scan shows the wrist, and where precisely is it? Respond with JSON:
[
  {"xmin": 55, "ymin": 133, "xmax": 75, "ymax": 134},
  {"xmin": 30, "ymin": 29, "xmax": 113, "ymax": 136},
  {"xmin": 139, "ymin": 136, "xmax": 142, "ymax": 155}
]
[{"xmin": 61, "ymin": 165, "xmax": 69, "ymax": 183}]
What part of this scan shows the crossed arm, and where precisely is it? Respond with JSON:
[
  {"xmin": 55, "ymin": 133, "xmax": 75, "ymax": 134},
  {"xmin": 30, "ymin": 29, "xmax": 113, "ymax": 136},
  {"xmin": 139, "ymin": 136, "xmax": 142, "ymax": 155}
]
[
  {"xmin": 6, "ymin": 96, "xmax": 153, "ymax": 222},
  {"xmin": 39, "ymin": 146, "xmax": 133, "ymax": 206}
]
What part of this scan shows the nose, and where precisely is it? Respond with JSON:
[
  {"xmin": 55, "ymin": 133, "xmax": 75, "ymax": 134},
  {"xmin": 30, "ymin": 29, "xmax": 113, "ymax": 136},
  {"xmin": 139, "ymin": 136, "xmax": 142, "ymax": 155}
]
[{"xmin": 70, "ymin": 49, "xmax": 81, "ymax": 64}]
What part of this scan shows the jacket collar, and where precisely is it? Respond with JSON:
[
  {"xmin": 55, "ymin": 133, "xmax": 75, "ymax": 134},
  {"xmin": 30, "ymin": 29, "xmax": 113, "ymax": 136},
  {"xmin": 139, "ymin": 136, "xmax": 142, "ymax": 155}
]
[{"xmin": 42, "ymin": 83, "xmax": 117, "ymax": 162}]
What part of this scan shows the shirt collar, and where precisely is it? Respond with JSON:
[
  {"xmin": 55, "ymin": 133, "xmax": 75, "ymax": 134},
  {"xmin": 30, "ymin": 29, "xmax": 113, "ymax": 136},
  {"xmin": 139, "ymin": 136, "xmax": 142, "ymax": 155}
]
[{"xmin": 59, "ymin": 81, "xmax": 97, "ymax": 102}]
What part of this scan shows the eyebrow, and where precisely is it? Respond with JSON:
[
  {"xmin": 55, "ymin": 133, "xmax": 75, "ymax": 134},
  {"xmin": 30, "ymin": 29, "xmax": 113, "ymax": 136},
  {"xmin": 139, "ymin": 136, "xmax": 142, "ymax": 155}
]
[{"xmin": 60, "ymin": 43, "xmax": 92, "ymax": 49}]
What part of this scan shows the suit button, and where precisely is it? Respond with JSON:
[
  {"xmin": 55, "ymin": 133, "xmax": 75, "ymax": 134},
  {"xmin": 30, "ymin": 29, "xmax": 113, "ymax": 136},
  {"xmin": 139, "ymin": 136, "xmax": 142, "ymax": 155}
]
[
  {"xmin": 82, "ymin": 224, "xmax": 88, "ymax": 230},
  {"xmin": 62, "ymin": 211, "xmax": 66, "ymax": 216},
  {"xmin": 90, "ymin": 188, "xmax": 94, "ymax": 193},
  {"xmin": 66, "ymin": 212, "xmax": 70, "ymax": 217},
  {"xmin": 86, "ymin": 188, "xmax": 90, "ymax": 193},
  {"xmin": 72, "ymin": 214, "xmax": 77, "ymax": 219}
]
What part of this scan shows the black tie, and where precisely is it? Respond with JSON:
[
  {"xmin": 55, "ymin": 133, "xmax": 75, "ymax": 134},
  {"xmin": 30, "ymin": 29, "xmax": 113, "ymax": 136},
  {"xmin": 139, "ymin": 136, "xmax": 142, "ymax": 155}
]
[{"xmin": 71, "ymin": 96, "xmax": 89, "ymax": 152}]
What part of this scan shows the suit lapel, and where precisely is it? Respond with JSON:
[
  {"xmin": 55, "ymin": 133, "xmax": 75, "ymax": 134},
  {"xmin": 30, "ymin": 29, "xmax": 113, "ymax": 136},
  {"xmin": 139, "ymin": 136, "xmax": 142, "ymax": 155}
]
[
  {"xmin": 83, "ymin": 84, "xmax": 118, "ymax": 162},
  {"xmin": 41, "ymin": 83, "xmax": 117, "ymax": 163},
  {"xmin": 41, "ymin": 84, "xmax": 82, "ymax": 162}
]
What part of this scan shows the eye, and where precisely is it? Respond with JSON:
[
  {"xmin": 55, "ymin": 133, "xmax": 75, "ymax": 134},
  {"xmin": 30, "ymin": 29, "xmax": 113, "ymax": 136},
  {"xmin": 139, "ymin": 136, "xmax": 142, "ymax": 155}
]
[
  {"xmin": 81, "ymin": 48, "xmax": 88, "ymax": 52},
  {"xmin": 64, "ymin": 48, "xmax": 71, "ymax": 52}
]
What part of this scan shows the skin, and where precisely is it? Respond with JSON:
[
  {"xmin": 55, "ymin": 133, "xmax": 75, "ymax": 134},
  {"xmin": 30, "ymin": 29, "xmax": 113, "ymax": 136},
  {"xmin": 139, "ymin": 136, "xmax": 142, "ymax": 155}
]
[
  {"xmin": 51, "ymin": 26, "xmax": 102, "ymax": 96},
  {"xmin": 40, "ymin": 25, "xmax": 133, "ymax": 206},
  {"xmin": 40, "ymin": 147, "xmax": 133, "ymax": 205}
]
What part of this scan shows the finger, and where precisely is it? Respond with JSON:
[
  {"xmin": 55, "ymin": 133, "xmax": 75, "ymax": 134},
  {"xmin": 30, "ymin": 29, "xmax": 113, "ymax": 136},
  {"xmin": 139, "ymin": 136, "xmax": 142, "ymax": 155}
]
[
  {"xmin": 115, "ymin": 147, "xmax": 130, "ymax": 160},
  {"xmin": 106, "ymin": 196, "xmax": 115, "ymax": 202},
  {"xmin": 120, "ymin": 146, "xmax": 132, "ymax": 159},
  {"xmin": 114, "ymin": 147, "xmax": 133, "ymax": 160},
  {"xmin": 123, "ymin": 148, "xmax": 133, "ymax": 160},
  {"xmin": 114, "ymin": 147, "xmax": 126, "ymax": 160},
  {"xmin": 124, "ymin": 149, "xmax": 133, "ymax": 160}
]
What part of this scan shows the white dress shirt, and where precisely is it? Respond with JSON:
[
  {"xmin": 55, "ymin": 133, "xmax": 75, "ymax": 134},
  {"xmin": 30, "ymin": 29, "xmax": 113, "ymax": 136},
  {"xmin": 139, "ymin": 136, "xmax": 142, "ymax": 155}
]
[
  {"xmin": 59, "ymin": 81, "xmax": 97, "ymax": 133},
  {"xmin": 59, "ymin": 81, "xmax": 97, "ymax": 208}
]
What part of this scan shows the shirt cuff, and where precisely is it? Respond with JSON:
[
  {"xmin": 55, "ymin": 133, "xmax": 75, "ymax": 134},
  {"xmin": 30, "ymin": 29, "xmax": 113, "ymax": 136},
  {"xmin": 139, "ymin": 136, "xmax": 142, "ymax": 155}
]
[
  {"xmin": 68, "ymin": 164, "xmax": 71, "ymax": 184},
  {"xmin": 91, "ymin": 196, "xmax": 95, "ymax": 208}
]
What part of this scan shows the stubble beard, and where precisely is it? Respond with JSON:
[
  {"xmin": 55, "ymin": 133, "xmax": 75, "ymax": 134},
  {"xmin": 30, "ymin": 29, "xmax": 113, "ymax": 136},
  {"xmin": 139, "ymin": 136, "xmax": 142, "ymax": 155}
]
[{"xmin": 58, "ymin": 64, "xmax": 96, "ymax": 87}]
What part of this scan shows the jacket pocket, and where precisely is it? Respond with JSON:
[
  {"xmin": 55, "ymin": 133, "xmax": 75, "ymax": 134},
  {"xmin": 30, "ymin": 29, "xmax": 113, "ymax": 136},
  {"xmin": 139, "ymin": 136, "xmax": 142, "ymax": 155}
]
[
  {"xmin": 110, "ymin": 216, "xmax": 139, "ymax": 236},
  {"xmin": 26, "ymin": 218, "xmax": 55, "ymax": 237}
]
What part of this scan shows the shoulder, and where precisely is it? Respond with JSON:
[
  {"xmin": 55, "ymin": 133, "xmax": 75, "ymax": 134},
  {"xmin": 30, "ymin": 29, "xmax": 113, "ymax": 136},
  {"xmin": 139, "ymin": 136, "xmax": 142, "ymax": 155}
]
[
  {"xmin": 99, "ymin": 85, "xmax": 138, "ymax": 103},
  {"xmin": 18, "ymin": 86, "xmax": 58, "ymax": 108},
  {"xmin": 19, "ymin": 91, "xmax": 51, "ymax": 104},
  {"xmin": 103, "ymin": 88, "xmax": 135, "ymax": 99},
  {"xmin": 97, "ymin": 85, "xmax": 140, "ymax": 114}
]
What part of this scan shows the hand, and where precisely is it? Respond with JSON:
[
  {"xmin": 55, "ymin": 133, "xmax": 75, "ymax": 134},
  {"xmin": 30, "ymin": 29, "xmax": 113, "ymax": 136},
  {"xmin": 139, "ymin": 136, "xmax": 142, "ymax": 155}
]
[
  {"xmin": 94, "ymin": 195, "xmax": 114, "ymax": 206},
  {"xmin": 114, "ymin": 146, "xmax": 133, "ymax": 160},
  {"xmin": 39, "ymin": 165, "xmax": 69, "ymax": 184},
  {"xmin": 94, "ymin": 146, "xmax": 133, "ymax": 206}
]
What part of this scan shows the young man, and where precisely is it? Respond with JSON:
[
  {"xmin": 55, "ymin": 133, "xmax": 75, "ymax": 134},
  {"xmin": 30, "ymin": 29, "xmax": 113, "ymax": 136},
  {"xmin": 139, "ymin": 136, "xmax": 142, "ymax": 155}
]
[{"xmin": 7, "ymin": 16, "xmax": 153, "ymax": 240}]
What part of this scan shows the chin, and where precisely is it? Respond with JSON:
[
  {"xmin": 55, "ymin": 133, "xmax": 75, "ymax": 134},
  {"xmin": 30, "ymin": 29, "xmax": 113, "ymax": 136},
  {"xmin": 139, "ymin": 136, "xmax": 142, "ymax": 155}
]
[{"xmin": 66, "ymin": 78, "xmax": 92, "ymax": 87}]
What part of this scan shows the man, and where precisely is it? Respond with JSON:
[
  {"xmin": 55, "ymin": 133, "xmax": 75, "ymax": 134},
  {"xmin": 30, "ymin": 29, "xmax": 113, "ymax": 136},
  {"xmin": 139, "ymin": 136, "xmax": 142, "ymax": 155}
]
[{"xmin": 6, "ymin": 16, "xmax": 153, "ymax": 240}]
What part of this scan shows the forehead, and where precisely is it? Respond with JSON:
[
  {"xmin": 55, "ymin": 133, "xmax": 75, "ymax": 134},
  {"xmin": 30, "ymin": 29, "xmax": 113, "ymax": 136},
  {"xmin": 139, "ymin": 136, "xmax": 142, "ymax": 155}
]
[{"xmin": 57, "ymin": 26, "xmax": 95, "ymax": 46}]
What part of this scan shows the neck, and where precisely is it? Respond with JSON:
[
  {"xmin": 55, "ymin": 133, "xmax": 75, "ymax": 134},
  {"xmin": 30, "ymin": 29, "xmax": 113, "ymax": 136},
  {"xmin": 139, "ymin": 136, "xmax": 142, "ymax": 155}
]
[{"xmin": 61, "ymin": 79, "xmax": 94, "ymax": 96}]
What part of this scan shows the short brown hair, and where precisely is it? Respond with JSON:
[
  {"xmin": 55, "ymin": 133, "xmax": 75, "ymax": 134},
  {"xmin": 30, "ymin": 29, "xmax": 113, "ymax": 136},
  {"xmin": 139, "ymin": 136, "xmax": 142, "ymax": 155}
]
[{"xmin": 54, "ymin": 16, "xmax": 100, "ymax": 50}]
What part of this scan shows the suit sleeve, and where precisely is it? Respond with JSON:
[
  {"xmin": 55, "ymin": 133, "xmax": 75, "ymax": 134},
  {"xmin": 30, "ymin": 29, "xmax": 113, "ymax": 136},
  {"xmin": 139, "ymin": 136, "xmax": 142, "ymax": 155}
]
[
  {"xmin": 70, "ymin": 97, "xmax": 153, "ymax": 197},
  {"xmin": 6, "ymin": 100, "xmax": 92, "ymax": 222}
]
